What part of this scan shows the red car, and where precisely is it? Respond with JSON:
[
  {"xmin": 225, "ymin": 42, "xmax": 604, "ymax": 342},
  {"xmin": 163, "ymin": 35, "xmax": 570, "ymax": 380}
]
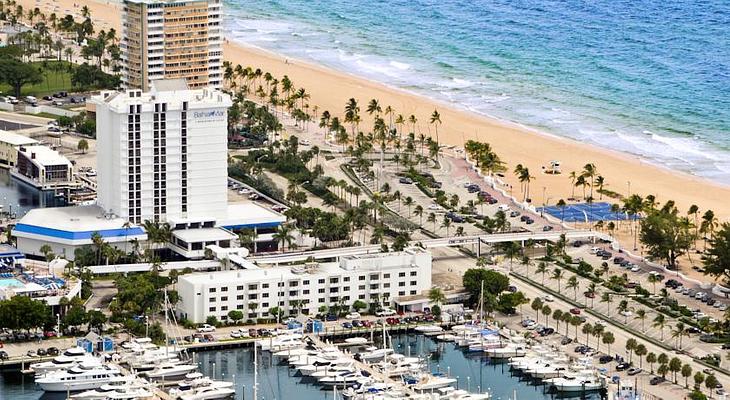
[
  {"xmin": 583, "ymin": 291, "xmax": 595, "ymax": 299},
  {"xmin": 570, "ymin": 308, "xmax": 582, "ymax": 315}
]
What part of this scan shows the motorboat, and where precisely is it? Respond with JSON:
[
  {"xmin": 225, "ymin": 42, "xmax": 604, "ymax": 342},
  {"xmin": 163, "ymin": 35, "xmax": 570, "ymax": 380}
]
[
  {"xmin": 257, "ymin": 333, "xmax": 304, "ymax": 351},
  {"xmin": 356, "ymin": 347, "xmax": 394, "ymax": 362},
  {"xmin": 36, "ymin": 365, "xmax": 122, "ymax": 392},
  {"xmin": 317, "ymin": 371, "xmax": 369, "ymax": 387},
  {"xmin": 178, "ymin": 385, "xmax": 236, "ymax": 400},
  {"xmin": 528, "ymin": 364, "xmax": 569, "ymax": 379},
  {"xmin": 405, "ymin": 374, "xmax": 457, "ymax": 392},
  {"xmin": 297, "ymin": 360, "xmax": 354, "ymax": 376},
  {"xmin": 484, "ymin": 345, "xmax": 527, "ymax": 359},
  {"xmin": 144, "ymin": 362, "xmax": 198, "ymax": 381},
  {"xmin": 309, "ymin": 365, "xmax": 357, "ymax": 378},
  {"xmin": 414, "ymin": 325, "xmax": 443, "ymax": 333},
  {"xmin": 435, "ymin": 334, "xmax": 457, "ymax": 342},
  {"xmin": 32, "ymin": 354, "xmax": 103, "ymax": 376},
  {"xmin": 547, "ymin": 372, "xmax": 606, "ymax": 392},
  {"xmin": 437, "ymin": 387, "xmax": 491, "ymax": 400},
  {"xmin": 344, "ymin": 337, "xmax": 369, "ymax": 345}
]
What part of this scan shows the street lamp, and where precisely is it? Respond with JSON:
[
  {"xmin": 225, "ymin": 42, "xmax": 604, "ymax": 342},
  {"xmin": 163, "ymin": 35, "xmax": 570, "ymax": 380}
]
[{"xmin": 56, "ymin": 313, "xmax": 62, "ymax": 337}]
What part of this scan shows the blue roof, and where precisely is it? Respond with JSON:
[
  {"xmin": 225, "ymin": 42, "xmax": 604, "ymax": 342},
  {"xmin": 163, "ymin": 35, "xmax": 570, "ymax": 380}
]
[
  {"xmin": 538, "ymin": 202, "xmax": 640, "ymax": 222},
  {"xmin": 14, "ymin": 223, "xmax": 146, "ymax": 241}
]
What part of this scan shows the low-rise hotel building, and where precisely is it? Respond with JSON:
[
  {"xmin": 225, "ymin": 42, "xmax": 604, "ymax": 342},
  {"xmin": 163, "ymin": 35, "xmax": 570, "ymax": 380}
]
[
  {"xmin": 176, "ymin": 248, "xmax": 433, "ymax": 323},
  {"xmin": 13, "ymin": 145, "xmax": 74, "ymax": 188},
  {"xmin": 0, "ymin": 130, "xmax": 38, "ymax": 168}
]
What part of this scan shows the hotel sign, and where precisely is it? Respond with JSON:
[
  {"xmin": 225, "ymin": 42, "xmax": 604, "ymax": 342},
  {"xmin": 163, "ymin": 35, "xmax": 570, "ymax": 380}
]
[{"xmin": 193, "ymin": 110, "xmax": 225, "ymax": 123}]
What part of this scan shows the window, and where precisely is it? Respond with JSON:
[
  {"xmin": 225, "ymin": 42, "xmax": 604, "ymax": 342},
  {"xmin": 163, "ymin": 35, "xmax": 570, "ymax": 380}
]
[
  {"xmin": 410, "ymin": 281, "xmax": 417, "ymax": 286},
  {"xmin": 358, "ymin": 285, "xmax": 365, "ymax": 290},
  {"xmin": 262, "ymin": 293, "xmax": 269, "ymax": 298},
  {"xmin": 262, "ymin": 302, "xmax": 269, "ymax": 307},
  {"xmin": 399, "ymin": 272, "xmax": 406, "ymax": 277},
  {"xmin": 370, "ymin": 274, "xmax": 379, "ymax": 280},
  {"xmin": 289, "ymin": 291, "xmax": 298, "ymax": 296},
  {"xmin": 383, "ymin": 273, "xmax": 390, "ymax": 279},
  {"xmin": 399, "ymin": 282, "xmax": 405, "ymax": 287},
  {"xmin": 236, "ymin": 304, "xmax": 244, "ymax": 309},
  {"xmin": 303, "ymin": 280, "xmax": 310, "ymax": 285},
  {"xmin": 410, "ymin": 290, "xmax": 417, "ymax": 295},
  {"xmin": 359, "ymin": 276, "xmax": 366, "ymax": 281},
  {"xmin": 221, "ymin": 306, "xmax": 228, "ymax": 311},
  {"xmin": 399, "ymin": 291, "xmax": 406, "ymax": 296},
  {"xmin": 237, "ymin": 286, "xmax": 244, "ymax": 291},
  {"xmin": 383, "ymin": 283, "xmax": 390, "ymax": 288},
  {"xmin": 303, "ymin": 289, "xmax": 310, "ymax": 295},
  {"xmin": 318, "ymin": 279, "xmax": 325, "ymax": 284},
  {"xmin": 410, "ymin": 271, "xmax": 417, "ymax": 277},
  {"xmin": 237, "ymin": 295, "xmax": 244, "ymax": 300},
  {"xmin": 248, "ymin": 284, "xmax": 257, "ymax": 290},
  {"xmin": 318, "ymin": 288, "xmax": 325, "ymax": 294},
  {"xmin": 330, "ymin": 277, "xmax": 339, "ymax": 283},
  {"xmin": 209, "ymin": 297, "xmax": 216, "ymax": 302},
  {"xmin": 359, "ymin": 294, "xmax": 365, "ymax": 299},
  {"xmin": 318, "ymin": 298, "xmax": 325, "ymax": 303},
  {"xmin": 221, "ymin": 296, "xmax": 228, "ymax": 301},
  {"xmin": 248, "ymin": 294, "xmax": 257, "ymax": 300},
  {"xmin": 289, "ymin": 281, "xmax": 299, "ymax": 287},
  {"xmin": 209, "ymin": 288, "xmax": 216, "ymax": 293},
  {"xmin": 344, "ymin": 277, "xmax": 350, "ymax": 282},
  {"xmin": 329, "ymin": 287, "xmax": 339, "ymax": 293},
  {"xmin": 221, "ymin": 287, "xmax": 228, "ymax": 292},
  {"xmin": 370, "ymin": 284, "xmax": 379, "ymax": 290},
  {"xmin": 262, "ymin": 283, "xmax": 269, "ymax": 289},
  {"xmin": 209, "ymin": 307, "xmax": 216, "ymax": 312}
]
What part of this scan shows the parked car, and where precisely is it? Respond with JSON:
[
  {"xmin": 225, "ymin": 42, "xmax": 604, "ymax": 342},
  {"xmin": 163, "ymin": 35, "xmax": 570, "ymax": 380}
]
[
  {"xmin": 569, "ymin": 308, "xmax": 581, "ymax": 315},
  {"xmin": 345, "ymin": 312, "xmax": 361, "ymax": 319},
  {"xmin": 0, "ymin": 350, "xmax": 8, "ymax": 360},
  {"xmin": 616, "ymin": 362, "xmax": 631, "ymax": 371},
  {"xmin": 46, "ymin": 347, "xmax": 59, "ymax": 356},
  {"xmin": 509, "ymin": 211, "xmax": 521, "ymax": 218},
  {"xmin": 341, "ymin": 322, "xmax": 353, "ymax": 329},
  {"xmin": 376, "ymin": 309, "xmax": 396, "ymax": 317},
  {"xmin": 325, "ymin": 314, "xmax": 339, "ymax": 321},
  {"xmin": 649, "ymin": 376, "xmax": 665, "ymax": 385},
  {"xmin": 598, "ymin": 355, "xmax": 614, "ymax": 364},
  {"xmin": 197, "ymin": 324, "xmax": 216, "ymax": 333},
  {"xmin": 627, "ymin": 367, "xmax": 642, "ymax": 376},
  {"xmin": 398, "ymin": 177, "xmax": 413, "ymax": 184}
]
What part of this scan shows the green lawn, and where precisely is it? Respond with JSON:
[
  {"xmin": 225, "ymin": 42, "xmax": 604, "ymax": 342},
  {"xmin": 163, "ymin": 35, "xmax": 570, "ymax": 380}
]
[{"xmin": 0, "ymin": 60, "xmax": 75, "ymax": 97}]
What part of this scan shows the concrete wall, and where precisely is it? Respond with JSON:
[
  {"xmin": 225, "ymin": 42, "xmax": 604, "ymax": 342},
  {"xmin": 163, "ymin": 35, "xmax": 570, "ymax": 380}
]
[{"xmin": 24, "ymin": 105, "xmax": 80, "ymax": 117}]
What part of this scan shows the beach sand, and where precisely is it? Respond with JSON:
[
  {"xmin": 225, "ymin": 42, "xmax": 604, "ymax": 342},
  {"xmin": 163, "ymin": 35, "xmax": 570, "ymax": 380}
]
[{"xmin": 24, "ymin": 0, "xmax": 730, "ymax": 221}]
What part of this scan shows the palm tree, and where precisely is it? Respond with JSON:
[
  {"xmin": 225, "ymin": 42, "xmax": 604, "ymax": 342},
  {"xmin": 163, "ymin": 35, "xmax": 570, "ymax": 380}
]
[
  {"xmin": 429, "ymin": 109, "xmax": 442, "ymax": 152},
  {"xmin": 556, "ymin": 199, "xmax": 567, "ymax": 222},
  {"xmin": 441, "ymin": 216, "xmax": 452, "ymax": 236},
  {"xmin": 653, "ymin": 314, "xmax": 667, "ymax": 340},
  {"xmin": 567, "ymin": 276, "xmax": 579, "ymax": 301},
  {"xmin": 536, "ymin": 262, "xmax": 548, "ymax": 285},
  {"xmin": 671, "ymin": 322, "xmax": 686, "ymax": 349},
  {"xmin": 273, "ymin": 224, "xmax": 295, "ymax": 252},
  {"xmin": 600, "ymin": 292, "xmax": 612, "ymax": 317},
  {"xmin": 617, "ymin": 300, "xmax": 630, "ymax": 323},
  {"xmin": 634, "ymin": 309, "xmax": 647, "ymax": 332},
  {"xmin": 568, "ymin": 171, "xmax": 578, "ymax": 199},
  {"xmin": 428, "ymin": 287, "xmax": 446, "ymax": 307},
  {"xmin": 551, "ymin": 268, "xmax": 564, "ymax": 293},
  {"xmin": 581, "ymin": 163, "xmax": 598, "ymax": 199},
  {"xmin": 700, "ymin": 210, "xmax": 718, "ymax": 249},
  {"xmin": 585, "ymin": 282, "xmax": 597, "ymax": 308},
  {"xmin": 413, "ymin": 205, "xmax": 424, "ymax": 226},
  {"xmin": 427, "ymin": 213, "xmax": 437, "ymax": 232},
  {"xmin": 403, "ymin": 196, "xmax": 414, "ymax": 217}
]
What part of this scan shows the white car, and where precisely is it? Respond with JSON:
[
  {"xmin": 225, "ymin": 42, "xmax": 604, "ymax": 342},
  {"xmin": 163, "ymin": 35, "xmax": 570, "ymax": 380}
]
[
  {"xmin": 238, "ymin": 188, "xmax": 251, "ymax": 194},
  {"xmin": 427, "ymin": 204, "xmax": 444, "ymax": 211},
  {"xmin": 542, "ymin": 295, "xmax": 555, "ymax": 302},
  {"xmin": 630, "ymin": 265, "xmax": 641, "ymax": 272},
  {"xmin": 620, "ymin": 310, "xmax": 633, "ymax": 317},
  {"xmin": 375, "ymin": 309, "xmax": 396, "ymax": 317},
  {"xmin": 497, "ymin": 204, "xmax": 510, "ymax": 212},
  {"xmin": 345, "ymin": 312, "xmax": 361, "ymax": 319},
  {"xmin": 248, "ymin": 193, "xmax": 260, "ymax": 200},
  {"xmin": 230, "ymin": 331, "xmax": 242, "ymax": 338},
  {"xmin": 300, "ymin": 139, "xmax": 311, "ymax": 146},
  {"xmin": 719, "ymin": 304, "xmax": 727, "ymax": 311},
  {"xmin": 197, "ymin": 324, "xmax": 216, "ymax": 333},
  {"xmin": 463, "ymin": 182, "xmax": 473, "ymax": 188}
]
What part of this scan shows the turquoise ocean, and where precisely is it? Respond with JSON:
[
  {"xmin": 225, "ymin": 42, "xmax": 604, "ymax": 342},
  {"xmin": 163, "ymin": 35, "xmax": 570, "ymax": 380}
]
[{"xmin": 224, "ymin": 0, "xmax": 730, "ymax": 183}]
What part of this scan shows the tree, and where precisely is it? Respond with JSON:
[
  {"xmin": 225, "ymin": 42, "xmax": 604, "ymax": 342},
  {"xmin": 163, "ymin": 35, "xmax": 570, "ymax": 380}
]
[
  {"xmin": 566, "ymin": 275, "xmax": 579, "ymax": 301},
  {"xmin": 639, "ymin": 201, "xmax": 694, "ymax": 269},
  {"xmin": 496, "ymin": 291, "xmax": 527, "ymax": 315},
  {"xmin": 653, "ymin": 314, "xmax": 667, "ymax": 340},
  {"xmin": 228, "ymin": 310, "xmax": 244, "ymax": 324},
  {"xmin": 206, "ymin": 316, "xmax": 220, "ymax": 327},
  {"xmin": 551, "ymin": 268, "xmax": 564, "ymax": 293},
  {"xmin": 657, "ymin": 353, "xmax": 669, "ymax": 367},
  {"xmin": 625, "ymin": 338, "xmax": 637, "ymax": 363},
  {"xmin": 705, "ymin": 374, "xmax": 718, "ymax": 394},
  {"xmin": 646, "ymin": 352, "xmax": 657, "ymax": 373},
  {"xmin": 86, "ymin": 310, "xmax": 106, "ymax": 333},
  {"xmin": 682, "ymin": 364, "xmax": 693, "ymax": 388},
  {"xmin": 669, "ymin": 357, "xmax": 682, "ymax": 383},
  {"xmin": 273, "ymin": 223, "xmax": 295, "ymax": 252},
  {"xmin": 582, "ymin": 323, "xmax": 593, "ymax": 345},
  {"xmin": 531, "ymin": 298, "xmax": 543, "ymax": 323},
  {"xmin": 536, "ymin": 262, "xmax": 548, "ymax": 285},
  {"xmin": 77, "ymin": 139, "xmax": 89, "ymax": 153},
  {"xmin": 671, "ymin": 322, "xmax": 687, "ymax": 349},
  {"xmin": 635, "ymin": 344, "xmax": 647, "ymax": 368},
  {"xmin": 0, "ymin": 58, "xmax": 43, "ymax": 97},
  {"xmin": 657, "ymin": 363, "xmax": 669, "ymax": 379},
  {"xmin": 352, "ymin": 300, "xmax": 367, "ymax": 312},
  {"xmin": 64, "ymin": 304, "xmax": 87, "ymax": 330},
  {"xmin": 462, "ymin": 269, "xmax": 510, "ymax": 299},
  {"xmin": 703, "ymin": 222, "xmax": 730, "ymax": 281},
  {"xmin": 541, "ymin": 305, "xmax": 552, "ymax": 327},
  {"xmin": 602, "ymin": 331, "xmax": 615, "ymax": 354},
  {"xmin": 634, "ymin": 309, "xmax": 647, "ymax": 332},
  {"xmin": 40, "ymin": 244, "xmax": 54, "ymax": 262},
  {"xmin": 694, "ymin": 372, "xmax": 705, "ymax": 390},
  {"xmin": 428, "ymin": 287, "xmax": 446, "ymax": 306}
]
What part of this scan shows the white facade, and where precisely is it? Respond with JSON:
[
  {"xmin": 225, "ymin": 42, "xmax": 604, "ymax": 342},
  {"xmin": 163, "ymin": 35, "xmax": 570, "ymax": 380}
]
[
  {"xmin": 177, "ymin": 248, "xmax": 433, "ymax": 323},
  {"xmin": 91, "ymin": 80, "xmax": 232, "ymax": 224}
]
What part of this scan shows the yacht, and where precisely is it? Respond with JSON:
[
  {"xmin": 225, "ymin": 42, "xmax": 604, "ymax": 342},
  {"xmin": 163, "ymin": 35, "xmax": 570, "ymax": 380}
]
[
  {"xmin": 437, "ymin": 387, "xmax": 491, "ymax": 400},
  {"xmin": 414, "ymin": 325, "xmax": 443, "ymax": 333},
  {"xmin": 484, "ymin": 345, "xmax": 526, "ymax": 359},
  {"xmin": 547, "ymin": 372, "xmax": 606, "ymax": 392},
  {"xmin": 257, "ymin": 333, "xmax": 304, "ymax": 351},
  {"xmin": 318, "ymin": 371, "xmax": 369, "ymax": 387},
  {"xmin": 344, "ymin": 337, "xmax": 369, "ymax": 345},
  {"xmin": 36, "ymin": 365, "xmax": 122, "ymax": 392},
  {"xmin": 144, "ymin": 362, "xmax": 198, "ymax": 381},
  {"xmin": 406, "ymin": 374, "xmax": 457, "ymax": 392},
  {"xmin": 309, "ymin": 365, "xmax": 357, "ymax": 379},
  {"xmin": 31, "ymin": 348, "xmax": 99, "ymax": 375},
  {"xmin": 178, "ymin": 385, "xmax": 236, "ymax": 400},
  {"xmin": 355, "ymin": 347, "xmax": 394, "ymax": 362}
]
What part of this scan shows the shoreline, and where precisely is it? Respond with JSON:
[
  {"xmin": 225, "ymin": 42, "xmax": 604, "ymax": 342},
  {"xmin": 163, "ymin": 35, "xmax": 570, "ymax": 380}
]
[{"xmin": 16, "ymin": 0, "xmax": 730, "ymax": 220}]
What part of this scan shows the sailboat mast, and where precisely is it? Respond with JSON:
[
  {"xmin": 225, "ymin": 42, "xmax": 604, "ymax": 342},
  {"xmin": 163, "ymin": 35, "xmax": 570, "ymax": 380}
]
[
  {"xmin": 253, "ymin": 343, "xmax": 258, "ymax": 400},
  {"xmin": 164, "ymin": 289, "xmax": 169, "ymax": 359}
]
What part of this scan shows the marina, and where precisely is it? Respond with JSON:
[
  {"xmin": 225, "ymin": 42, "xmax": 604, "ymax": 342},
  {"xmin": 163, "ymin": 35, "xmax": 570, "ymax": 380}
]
[{"xmin": 0, "ymin": 327, "xmax": 614, "ymax": 400}]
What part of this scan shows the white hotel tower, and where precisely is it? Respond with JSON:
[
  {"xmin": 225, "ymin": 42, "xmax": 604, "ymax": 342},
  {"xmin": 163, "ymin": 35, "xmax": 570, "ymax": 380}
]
[{"xmin": 92, "ymin": 79, "xmax": 232, "ymax": 225}]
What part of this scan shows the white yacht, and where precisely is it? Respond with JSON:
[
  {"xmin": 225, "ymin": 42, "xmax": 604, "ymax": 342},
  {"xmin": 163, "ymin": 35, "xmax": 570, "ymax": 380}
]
[
  {"xmin": 36, "ymin": 365, "xmax": 122, "ymax": 392},
  {"xmin": 484, "ymin": 345, "xmax": 526, "ymax": 359},
  {"xmin": 31, "ymin": 347, "xmax": 98, "ymax": 375},
  {"xmin": 179, "ymin": 385, "xmax": 236, "ymax": 400},
  {"xmin": 547, "ymin": 372, "xmax": 606, "ymax": 392},
  {"xmin": 318, "ymin": 371, "xmax": 369, "ymax": 387},
  {"xmin": 144, "ymin": 362, "xmax": 198, "ymax": 381},
  {"xmin": 437, "ymin": 387, "xmax": 491, "ymax": 400},
  {"xmin": 356, "ymin": 347, "xmax": 394, "ymax": 362},
  {"xmin": 257, "ymin": 333, "xmax": 304, "ymax": 351},
  {"xmin": 408, "ymin": 374, "xmax": 458, "ymax": 392},
  {"xmin": 309, "ymin": 365, "xmax": 357, "ymax": 379},
  {"xmin": 344, "ymin": 337, "xmax": 369, "ymax": 345},
  {"xmin": 414, "ymin": 325, "xmax": 443, "ymax": 333}
]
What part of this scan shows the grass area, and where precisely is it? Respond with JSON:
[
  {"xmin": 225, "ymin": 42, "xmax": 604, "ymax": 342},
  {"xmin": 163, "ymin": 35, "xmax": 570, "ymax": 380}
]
[{"xmin": 0, "ymin": 61, "xmax": 74, "ymax": 97}]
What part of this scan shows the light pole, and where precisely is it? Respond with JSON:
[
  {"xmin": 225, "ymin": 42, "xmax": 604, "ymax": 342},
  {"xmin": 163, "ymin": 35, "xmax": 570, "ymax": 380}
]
[{"xmin": 56, "ymin": 313, "xmax": 62, "ymax": 337}]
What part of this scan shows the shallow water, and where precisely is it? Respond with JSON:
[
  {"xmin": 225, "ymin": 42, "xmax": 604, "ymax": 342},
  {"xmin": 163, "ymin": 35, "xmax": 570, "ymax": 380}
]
[{"xmin": 224, "ymin": 0, "xmax": 730, "ymax": 183}]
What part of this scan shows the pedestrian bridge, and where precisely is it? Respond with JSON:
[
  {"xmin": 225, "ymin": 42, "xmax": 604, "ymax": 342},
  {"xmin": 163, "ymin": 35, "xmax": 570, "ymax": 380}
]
[{"xmin": 250, "ymin": 229, "xmax": 612, "ymax": 264}]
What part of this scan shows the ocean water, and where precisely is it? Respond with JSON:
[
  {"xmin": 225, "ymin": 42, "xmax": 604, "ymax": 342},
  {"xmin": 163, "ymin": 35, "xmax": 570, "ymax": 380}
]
[{"xmin": 223, "ymin": 0, "xmax": 730, "ymax": 183}]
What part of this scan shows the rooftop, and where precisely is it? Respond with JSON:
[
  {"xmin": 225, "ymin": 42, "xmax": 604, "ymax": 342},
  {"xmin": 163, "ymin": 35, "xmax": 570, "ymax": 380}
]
[
  {"xmin": 91, "ymin": 79, "xmax": 231, "ymax": 112},
  {"xmin": 172, "ymin": 227, "xmax": 236, "ymax": 243},
  {"xmin": 18, "ymin": 145, "xmax": 71, "ymax": 167},
  {"xmin": 179, "ymin": 250, "xmax": 427, "ymax": 286},
  {"xmin": 151, "ymin": 79, "xmax": 188, "ymax": 92},
  {"xmin": 218, "ymin": 203, "xmax": 286, "ymax": 229},
  {"xmin": 0, "ymin": 130, "xmax": 38, "ymax": 146},
  {"xmin": 14, "ymin": 205, "xmax": 146, "ymax": 241}
]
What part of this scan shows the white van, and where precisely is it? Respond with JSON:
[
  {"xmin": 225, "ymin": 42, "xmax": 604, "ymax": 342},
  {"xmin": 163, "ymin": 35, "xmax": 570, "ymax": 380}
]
[
  {"xmin": 590, "ymin": 247, "xmax": 601, "ymax": 254},
  {"xmin": 25, "ymin": 96, "xmax": 38, "ymax": 104},
  {"xmin": 497, "ymin": 204, "xmax": 510, "ymax": 212},
  {"xmin": 376, "ymin": 308, "xmax": 396, "ymax": 317}
]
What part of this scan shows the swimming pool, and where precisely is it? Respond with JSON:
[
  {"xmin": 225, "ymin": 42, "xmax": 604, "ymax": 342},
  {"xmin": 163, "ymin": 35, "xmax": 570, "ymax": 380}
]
[{"xmin": 0, "ymin": 278, "xmax": 24, "ymax": 288}]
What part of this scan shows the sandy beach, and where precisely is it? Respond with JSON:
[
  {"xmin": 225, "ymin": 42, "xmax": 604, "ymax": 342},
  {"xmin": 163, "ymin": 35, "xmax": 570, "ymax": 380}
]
[{"xmin": 21, "ymin": 0, "xmax": 730, "ymax": 221}]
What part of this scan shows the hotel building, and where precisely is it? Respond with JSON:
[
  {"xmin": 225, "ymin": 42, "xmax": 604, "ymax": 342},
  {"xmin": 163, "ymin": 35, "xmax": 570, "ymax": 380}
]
[
  {"xmin": 92, "ymin": 79, "xmax": 231, "ymax": 225},
  {"xmin": 121, "ymin": 0, "xmax": 223, "ymax": 91},
  {"xmin": 177, "ymin": 249, "xmax": 433, "ymax": 323}
]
